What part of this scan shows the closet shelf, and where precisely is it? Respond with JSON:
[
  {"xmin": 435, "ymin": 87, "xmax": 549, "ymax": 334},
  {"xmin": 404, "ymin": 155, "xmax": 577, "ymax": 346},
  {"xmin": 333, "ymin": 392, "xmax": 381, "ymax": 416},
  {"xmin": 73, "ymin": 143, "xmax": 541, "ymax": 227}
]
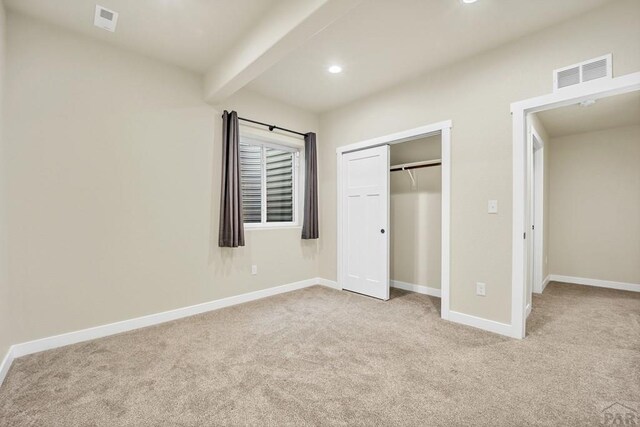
[{"xmin": 390, "ymin": 159, "xmax": 441, "ymax": 171}]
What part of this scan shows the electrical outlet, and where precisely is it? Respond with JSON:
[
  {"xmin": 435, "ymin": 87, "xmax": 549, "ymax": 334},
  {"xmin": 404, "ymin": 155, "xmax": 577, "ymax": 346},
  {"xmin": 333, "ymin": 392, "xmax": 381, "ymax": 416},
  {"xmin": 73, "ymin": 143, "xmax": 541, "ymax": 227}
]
[
  {"xmin": 251, "ymin": 265, "xmax": 258, "ymax": 275},
  {"xmin": 488, "ymin": 200, "xmax": 498, "ymax": 214},
  {"xmin": 476, "ymin": 282, "xmax": 486, "ymax": 296}
]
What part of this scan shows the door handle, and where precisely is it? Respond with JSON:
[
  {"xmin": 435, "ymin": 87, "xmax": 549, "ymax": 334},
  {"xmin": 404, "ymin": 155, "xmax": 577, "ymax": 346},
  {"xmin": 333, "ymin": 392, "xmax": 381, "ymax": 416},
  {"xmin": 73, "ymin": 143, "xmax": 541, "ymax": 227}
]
[{"xmin": 380, "ymin": 229, "xmax": 385, "ymax": 234}]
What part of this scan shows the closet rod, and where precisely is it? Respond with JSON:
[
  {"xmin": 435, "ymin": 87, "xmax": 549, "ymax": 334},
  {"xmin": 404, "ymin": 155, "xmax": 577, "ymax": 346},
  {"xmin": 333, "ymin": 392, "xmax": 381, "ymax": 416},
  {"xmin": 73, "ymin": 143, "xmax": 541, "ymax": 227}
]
[{"xmin": 390, "ymin": 159, "xmax": 442, "ymax": 172}]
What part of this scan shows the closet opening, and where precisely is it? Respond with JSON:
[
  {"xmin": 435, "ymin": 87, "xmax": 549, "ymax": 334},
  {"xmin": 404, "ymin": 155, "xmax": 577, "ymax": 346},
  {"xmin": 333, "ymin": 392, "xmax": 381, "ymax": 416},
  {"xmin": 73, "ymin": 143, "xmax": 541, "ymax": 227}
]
[
  {"xmin": 336, "ymin": 121, "xmax": 451, "ymax": 320},
  {"xmin": 389, "ymin": 136, "xmax": 443, "ymax": 306}
]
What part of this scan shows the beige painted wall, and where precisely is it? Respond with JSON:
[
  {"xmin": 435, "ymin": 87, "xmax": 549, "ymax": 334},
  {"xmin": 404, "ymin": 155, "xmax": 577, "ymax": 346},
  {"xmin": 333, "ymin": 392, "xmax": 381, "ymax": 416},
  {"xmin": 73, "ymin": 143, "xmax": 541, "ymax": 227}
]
[
  {"xmin": 0, "ymin": 0, "xmax": 12, "ymax": 357},
  {"xmin": 318, "ymin": 0, "xmax": 640, "ymax": 323},
  {"xmin": 4, "ymin": 12, "xmax": 319, "ymax": 344},
  {"xmin": 548, "ymin": 125, "xmax": 640, "ymax": 284},
  {"xmin": 390, "ymin": 136, "xmax": 441, "ymax": 288},
  {"xmin": 3, "ymin": 0, "xmax": 640, "ymax": 347}
]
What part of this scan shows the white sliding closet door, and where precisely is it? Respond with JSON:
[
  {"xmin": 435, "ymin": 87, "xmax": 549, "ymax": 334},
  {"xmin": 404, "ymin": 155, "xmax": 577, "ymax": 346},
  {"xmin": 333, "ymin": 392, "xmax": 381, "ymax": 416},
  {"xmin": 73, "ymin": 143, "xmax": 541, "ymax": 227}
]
[{"xmin": 341, "ymin": 145, "xmax": 389, "ymax": 300}]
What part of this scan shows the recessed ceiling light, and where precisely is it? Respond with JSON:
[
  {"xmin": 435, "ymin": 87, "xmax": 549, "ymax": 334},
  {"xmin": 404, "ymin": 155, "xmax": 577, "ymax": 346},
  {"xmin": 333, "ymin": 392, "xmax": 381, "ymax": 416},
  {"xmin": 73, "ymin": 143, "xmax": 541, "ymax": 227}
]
[
  {"xmin": 328, "ymin": 65, "xmax": 343, "ymax": 74},
  {"xmin": 579, "ymin": 99, "xmax": 597, "ymax": 107},
  {"xmin": 462, "ymin": 0, "xmax": 478, "ymax": 4}
]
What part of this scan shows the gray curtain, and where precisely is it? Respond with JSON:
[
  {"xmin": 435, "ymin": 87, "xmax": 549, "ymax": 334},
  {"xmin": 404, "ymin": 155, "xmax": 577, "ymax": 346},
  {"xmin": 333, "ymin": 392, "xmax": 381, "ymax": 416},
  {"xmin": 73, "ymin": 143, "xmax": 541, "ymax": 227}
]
[
  {"xmin": 302, "ymin": 132, "xmax": 319, "ymax": 239},
  {"xmin": 218, "ymin": 110, "xmax": 245, "ymax": 247}
]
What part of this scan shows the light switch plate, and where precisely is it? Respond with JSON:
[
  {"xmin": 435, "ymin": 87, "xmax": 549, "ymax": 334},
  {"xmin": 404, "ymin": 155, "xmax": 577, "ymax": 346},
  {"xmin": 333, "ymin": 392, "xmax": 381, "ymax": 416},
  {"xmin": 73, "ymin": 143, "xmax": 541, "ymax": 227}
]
[
  {"xmin": 251, "ymin": 265, "xmax": 258, "ymax": 275},
  {"xmin": 488, "ymin": 200, "xmax": 498, "ymax": 214}
]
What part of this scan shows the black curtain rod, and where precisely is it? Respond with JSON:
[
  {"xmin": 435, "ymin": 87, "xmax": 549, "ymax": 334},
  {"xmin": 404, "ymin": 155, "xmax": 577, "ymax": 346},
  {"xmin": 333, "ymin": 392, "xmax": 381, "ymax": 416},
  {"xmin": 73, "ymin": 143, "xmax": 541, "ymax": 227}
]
[{"xmin": 228, "ymin": 115, "xmax": 307, "ymax": 137}]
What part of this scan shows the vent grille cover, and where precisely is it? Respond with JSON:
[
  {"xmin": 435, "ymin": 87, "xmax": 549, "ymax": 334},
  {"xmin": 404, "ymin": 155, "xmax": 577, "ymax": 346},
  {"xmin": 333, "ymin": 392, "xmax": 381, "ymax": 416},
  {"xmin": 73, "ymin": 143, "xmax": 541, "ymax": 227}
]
[
  {"xmin": 557, "ymin": 67, "xmax": 580, "ymax": 89},
  {"xmin": 100, "ymin": 9, "xmax": 114, "ymax": 20},
  {"xmin": 582, "ymin": 58, "xmax": 608, "ymax": 82},
  {"xmin": 94, "ymin": 5, "xmax": 118, "ymax": 32},
  {"xmin": 553, "ymin": 55, "xmax": 611, "ymax": 91}
]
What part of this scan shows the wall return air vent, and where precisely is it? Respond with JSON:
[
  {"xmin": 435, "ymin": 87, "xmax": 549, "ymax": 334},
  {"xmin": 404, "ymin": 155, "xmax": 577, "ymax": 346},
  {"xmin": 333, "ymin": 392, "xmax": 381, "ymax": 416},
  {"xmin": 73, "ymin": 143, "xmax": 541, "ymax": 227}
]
[
  {"xmin": 94, "ymin": 5, "xmax": 118, "ymax": 32},
  {"xmin": 553, "ymin": 54, "xmax": 612, "ymax": 92}
]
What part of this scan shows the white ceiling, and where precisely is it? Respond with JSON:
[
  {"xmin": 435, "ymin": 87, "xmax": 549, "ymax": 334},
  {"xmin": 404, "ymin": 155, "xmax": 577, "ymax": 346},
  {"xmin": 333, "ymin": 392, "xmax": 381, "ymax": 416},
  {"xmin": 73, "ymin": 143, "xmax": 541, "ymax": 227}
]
[
  {"xmin": 536, "ymin": 90, "xmax": 640, "ymax": 138},
  {"xmin": 247, "ymin": 0, "xmax": 614, "ymax": 112},
  {"xmin": 4, "ymin": 0, "xmax": 281, "ymax": 72},
  {"xmin": 5, "ymin": 0, "xmax": 617, "ymax": 112}
]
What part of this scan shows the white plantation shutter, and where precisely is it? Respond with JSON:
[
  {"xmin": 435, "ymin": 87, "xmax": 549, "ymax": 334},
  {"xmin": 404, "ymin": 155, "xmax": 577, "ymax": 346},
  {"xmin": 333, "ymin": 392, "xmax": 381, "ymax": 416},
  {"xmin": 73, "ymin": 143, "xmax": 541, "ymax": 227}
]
[
  {"xmin": 266, "ymin": 148, "xmax": 294, "ymax": 222},
  {"xmin": 239, "ymin": 141, "xmax": 297, "ymax": 225},
  {"xmin": 239, "ymin": 143, "xmax": 262, "ymax": 223}
]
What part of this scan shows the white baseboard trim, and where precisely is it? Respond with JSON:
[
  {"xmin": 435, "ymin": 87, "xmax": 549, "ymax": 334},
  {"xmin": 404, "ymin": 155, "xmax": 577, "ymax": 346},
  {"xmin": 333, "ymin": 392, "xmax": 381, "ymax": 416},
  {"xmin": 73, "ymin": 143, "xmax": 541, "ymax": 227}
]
[
  {"xmin": 549, "ymin": 275, "xmax": 640, "ymax": 293},
  {"xmin": 541, "ymin": 275, "xmax": 550, "ymax": 293},
  {"xmin": 391, "ymin": 280, "xmax": 441, "ymax": 297},
  {"xmin": 316, "ymin": 278, "xmax": 340, "ymax": 290},
  {"xmin": 9, "ymin": 278, "xmax": 331, "ymax": 361},
  {"xmin": 0, "ymin": 346, "xmax": 14, "ymax": 387},
  {"xmin": 447, "ymin": 310, "xmax": 514, "ymax": 337},
  {"xmin": 533, "ymin": 275, "xmax": 550, "ymax": 294}
]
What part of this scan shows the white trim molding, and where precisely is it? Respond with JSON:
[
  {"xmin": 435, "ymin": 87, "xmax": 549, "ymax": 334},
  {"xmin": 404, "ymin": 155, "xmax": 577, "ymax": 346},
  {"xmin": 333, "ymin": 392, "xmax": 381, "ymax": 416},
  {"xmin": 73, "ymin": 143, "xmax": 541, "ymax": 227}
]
[
  {"xmin": 510, "ymin": 71, "xmax": 640, "ymax": 339},
  {"xmin": 316, "ymin": 278, "xmax": 340, "ymax": 289},
  {"xmin": 335, "ymin": 120, "xmax": 452, "ymax": 155},
  {"xmin": 440, "ymin": 125, "xmax": 451, "ymax": 320},
  {"xmin": 447, "ymin": 311, "xmax": 514, "ymax": 337},
  {"xmin": 549, "ymin": 275, "xmax": 640, "ymax": 293},
  {"xmin": 529, "ymin": 123, "xmax": 545, "ymax": 295},
  {"xmin": 0, "ymin": 346, "xmax": 14, "ymax": 387},
  {"xmin": 538, "ymin": 275, "xmax": 551, "ymax": 294},
  {"xmin": 391, "ymin": 280, "xmax": 441, "ymax": 297}
]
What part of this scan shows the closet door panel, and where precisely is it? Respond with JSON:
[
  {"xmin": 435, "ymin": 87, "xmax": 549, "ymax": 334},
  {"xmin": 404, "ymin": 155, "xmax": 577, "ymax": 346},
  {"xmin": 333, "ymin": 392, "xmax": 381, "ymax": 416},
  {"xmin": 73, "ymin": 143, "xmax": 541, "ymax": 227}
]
[{"xmin": 341, "ymin": 145, "xmax": 389, "ymax": 300}]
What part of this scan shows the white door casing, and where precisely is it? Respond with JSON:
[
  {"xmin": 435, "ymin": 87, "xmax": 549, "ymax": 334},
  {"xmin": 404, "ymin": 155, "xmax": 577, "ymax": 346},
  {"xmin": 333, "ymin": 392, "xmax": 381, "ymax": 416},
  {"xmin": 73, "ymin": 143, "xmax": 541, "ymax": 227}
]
[
  {"xmin": 340, "ymin": 145, "xmax": 390, "ymax": 300},
  {"xmin": 526, "ymin": 126, "xmax": 544, "ymax": 316},
  {"xmin": 531, "ymin": 129, "xmax": 545, "ymax": 295},
  {"xmin": 525, "ymin": 127, "xmax": 534, "ymax": 315}
]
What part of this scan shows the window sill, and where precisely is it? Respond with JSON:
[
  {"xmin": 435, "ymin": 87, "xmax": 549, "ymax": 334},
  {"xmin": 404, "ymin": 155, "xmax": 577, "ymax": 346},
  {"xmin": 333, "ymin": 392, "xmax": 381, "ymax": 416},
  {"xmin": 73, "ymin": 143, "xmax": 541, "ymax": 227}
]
[{"xmin": 244, "ymin": 225, "xmax": 302, "ymax": 232}]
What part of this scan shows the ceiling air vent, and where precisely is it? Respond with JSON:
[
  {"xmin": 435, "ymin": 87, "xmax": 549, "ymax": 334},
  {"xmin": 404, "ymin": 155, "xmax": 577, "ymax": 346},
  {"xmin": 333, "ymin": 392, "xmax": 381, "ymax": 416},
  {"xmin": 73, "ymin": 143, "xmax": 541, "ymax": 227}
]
[
  {"xmin": 94, "ymin": 5, "xmax": 118, "ymax": 32},
  {"xmin": 553, "ymin": 54, "xmax": 612, "ymax": 92}
]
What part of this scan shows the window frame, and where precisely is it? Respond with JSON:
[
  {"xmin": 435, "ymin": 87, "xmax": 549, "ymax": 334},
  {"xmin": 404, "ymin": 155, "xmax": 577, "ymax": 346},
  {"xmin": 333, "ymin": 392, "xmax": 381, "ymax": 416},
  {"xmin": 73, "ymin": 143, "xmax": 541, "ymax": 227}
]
[{"xmin": 239, "ymin": 133, "xmax": 303, "ymax": 230}]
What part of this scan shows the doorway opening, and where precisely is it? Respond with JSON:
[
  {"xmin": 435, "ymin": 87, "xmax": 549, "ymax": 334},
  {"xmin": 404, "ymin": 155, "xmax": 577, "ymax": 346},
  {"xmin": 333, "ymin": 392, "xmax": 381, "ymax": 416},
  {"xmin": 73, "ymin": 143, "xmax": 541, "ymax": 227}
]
[
  {"xmin": 336, "ymin": 121, "xmax": 452, "ymax": 319},
  {"xmin": 511, "ymin": 71, "xmax": 640, "ymax": 339},
  {"xmin": 525, "ymin": 90, "xmax": 640, "ymax": 323}
]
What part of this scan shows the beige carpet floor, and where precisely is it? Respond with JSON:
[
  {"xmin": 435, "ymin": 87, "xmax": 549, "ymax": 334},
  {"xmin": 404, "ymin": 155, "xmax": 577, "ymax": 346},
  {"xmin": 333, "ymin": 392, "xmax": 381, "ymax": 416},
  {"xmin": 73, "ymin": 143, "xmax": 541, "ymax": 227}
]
[{"xmin": 0, "ymin": 282, "xmax": 638, "ymax": 426}]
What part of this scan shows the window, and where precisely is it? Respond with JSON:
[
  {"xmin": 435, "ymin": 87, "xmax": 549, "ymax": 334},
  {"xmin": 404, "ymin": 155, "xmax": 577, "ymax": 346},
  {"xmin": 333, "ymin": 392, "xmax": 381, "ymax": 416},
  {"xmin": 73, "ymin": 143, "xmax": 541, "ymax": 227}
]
[{"xmin": 239, "ymin": 136, "xmax": 300, "ymax": 227}]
